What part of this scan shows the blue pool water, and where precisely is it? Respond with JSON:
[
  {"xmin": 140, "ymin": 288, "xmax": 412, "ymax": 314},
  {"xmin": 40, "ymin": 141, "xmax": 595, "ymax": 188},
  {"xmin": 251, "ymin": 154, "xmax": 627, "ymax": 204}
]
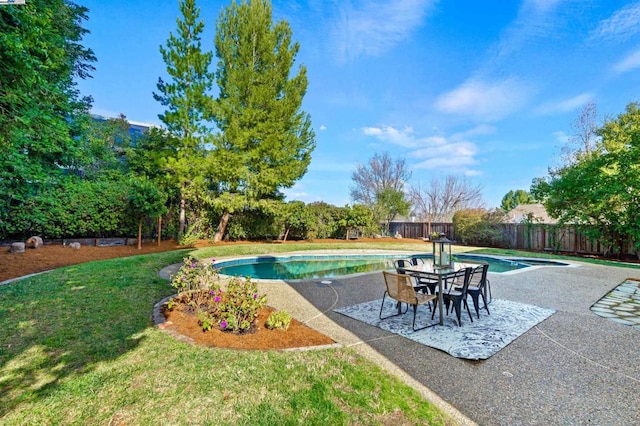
[{"xmin": 214, "ymin": 254, "xmax": 567, "ymax": 280}]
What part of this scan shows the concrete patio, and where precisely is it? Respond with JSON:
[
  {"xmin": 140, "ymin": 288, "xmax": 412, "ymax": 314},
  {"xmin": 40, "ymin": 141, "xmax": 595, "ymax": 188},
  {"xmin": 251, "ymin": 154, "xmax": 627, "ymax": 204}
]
[{"xmin": 257, "ymin": 253, "xmax": 640, "ymax": 425}]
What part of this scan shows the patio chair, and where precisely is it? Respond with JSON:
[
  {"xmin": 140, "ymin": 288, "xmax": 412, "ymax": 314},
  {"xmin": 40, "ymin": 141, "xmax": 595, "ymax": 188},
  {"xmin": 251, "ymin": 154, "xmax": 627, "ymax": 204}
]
[
  {"xmin": 380, "ymin": 271, "xmax": 437, "ymax": 331},
  {"xmin": 454, "ymin": 263, "xmax": 490, "ymax": 319},
  {"xmin": 432, "ymin": 267, "xmax": 473, "ymax": 327},
  {"xmin": 409, "ymin": 257, "xmax": 439, "ymax": 295},
  {"xmin": 394, "ymin": 259, "xmax": 429, "ymax": 294}
]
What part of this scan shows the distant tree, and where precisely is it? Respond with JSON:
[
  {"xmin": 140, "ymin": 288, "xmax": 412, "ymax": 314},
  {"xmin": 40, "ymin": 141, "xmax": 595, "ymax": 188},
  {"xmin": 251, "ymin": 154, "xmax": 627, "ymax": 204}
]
[
  {"xmin": 374, "ymin": 188, "xmax": 411, "ymax": 235},
  {"xmin": 307, "ymin": 202, "xmax": 342, "ymax": 239},
  {"xmin": 154, "ymin": 0, "xmax": 214, "ymax": 241},
  {"xmin": 128, "ymin": 177, "xmax": 168, "ymax": 249},
  {"xmin": 500, "ymin": 189, "xmax": 533, "ymax": 212},
  {"xmin": 561, "ymin": 101, "xmax": 600, "ymax": 165},
  {"xmin": 350, "ymin": 153, "xmax": 411, "ymax": 206},
  {"xmin": 409, "ymin": 176, "xmax": 483, "ymax": 234},
  {"xmin": 0, "ymin": 0, "xmax": 95, "ymax": 234},
  {"xmin": 341, "ymin": 204, "xmax": 374, "ymax": 239},
  {"xmin": 79, "ymin": 114, "xmax": 134, "ymax": 180},
  {"xmin": 279, "ymin": 201, "xmax": 313, "ymax": 241},
  {"xmin": 209, "ymin": 0, "xmax": 315, "ymax": 242}
]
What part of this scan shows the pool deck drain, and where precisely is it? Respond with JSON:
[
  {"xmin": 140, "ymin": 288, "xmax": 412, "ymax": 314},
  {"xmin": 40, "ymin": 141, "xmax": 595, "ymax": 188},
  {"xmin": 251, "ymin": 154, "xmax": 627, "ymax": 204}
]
[{"xmin": 591, "ymin": 278, "xmax": 640, "ymax": 329}]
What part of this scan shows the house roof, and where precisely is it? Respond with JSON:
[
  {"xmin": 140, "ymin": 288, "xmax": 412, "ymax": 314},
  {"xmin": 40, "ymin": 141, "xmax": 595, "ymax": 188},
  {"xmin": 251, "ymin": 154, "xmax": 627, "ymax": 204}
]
[{"xmin": 504, "ymin": 203, "xmax": 557, "ymax": 224}]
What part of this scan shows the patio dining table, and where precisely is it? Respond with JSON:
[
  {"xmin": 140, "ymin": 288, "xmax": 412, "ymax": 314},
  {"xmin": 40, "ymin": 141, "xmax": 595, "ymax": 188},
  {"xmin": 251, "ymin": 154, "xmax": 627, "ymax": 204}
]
[{"xmin": 402, "ymin": 262, "xmax": 476, "ymax": 326}]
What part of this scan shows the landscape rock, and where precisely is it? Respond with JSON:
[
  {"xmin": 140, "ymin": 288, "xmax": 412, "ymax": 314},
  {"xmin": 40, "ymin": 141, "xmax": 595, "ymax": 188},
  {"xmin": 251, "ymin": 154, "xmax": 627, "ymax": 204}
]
[
  {"xmin": 394, "ymin": 232, "xmax": 403, "ymax": 239},
  {"xmin": 68, "ymin": 242, "xmax": 81, "ymax": 249},
  {"xmin": 157, "ymin": 321, "xmax": 173, "ymax": 330},
  {"xmin": 26, "ymin": 236, "xmax": 43, "ymax": 249},
  {"xmin": 9, "ymin": 242, "xmax": 26, "ymax": 253}
]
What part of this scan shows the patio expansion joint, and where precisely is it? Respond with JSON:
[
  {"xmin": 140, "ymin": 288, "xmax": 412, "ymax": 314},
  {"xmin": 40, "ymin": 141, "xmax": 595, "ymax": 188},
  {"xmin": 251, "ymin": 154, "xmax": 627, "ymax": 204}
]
[
  {"xmin": 302, "ymin": 280, "xmax": 340, "ymax": 326},
  {"xmin": 533, "ymin": 325, "xmax": 640, "ymax": 384}
]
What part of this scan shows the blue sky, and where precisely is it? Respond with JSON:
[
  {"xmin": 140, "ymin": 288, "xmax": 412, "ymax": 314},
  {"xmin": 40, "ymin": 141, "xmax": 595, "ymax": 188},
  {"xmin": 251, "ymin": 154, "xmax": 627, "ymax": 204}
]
[{"xmin": 75, "ymin": 0, "xmax": 640, "ymax": 209}]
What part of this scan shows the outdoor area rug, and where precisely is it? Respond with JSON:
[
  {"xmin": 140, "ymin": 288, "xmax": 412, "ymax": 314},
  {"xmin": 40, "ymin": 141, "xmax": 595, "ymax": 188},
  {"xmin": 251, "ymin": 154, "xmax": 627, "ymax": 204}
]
[{"xmin": 334, "ymin": 298, "xmax": 555, "ymax": 360}]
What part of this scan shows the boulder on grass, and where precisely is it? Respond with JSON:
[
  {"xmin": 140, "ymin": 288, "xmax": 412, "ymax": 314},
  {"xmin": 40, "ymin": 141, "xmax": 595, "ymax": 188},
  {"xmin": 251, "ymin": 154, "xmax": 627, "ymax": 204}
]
[
  {"xmin": 68, "ymin": 242, "xmax": 81, "ymax": 250},
  {"xmin": 10, "ymin": 242, "xmax": 26, "ymax": 253},
  {"xmin": 26, "ymin": 236, "xmax": 43, "ymax": 249}
]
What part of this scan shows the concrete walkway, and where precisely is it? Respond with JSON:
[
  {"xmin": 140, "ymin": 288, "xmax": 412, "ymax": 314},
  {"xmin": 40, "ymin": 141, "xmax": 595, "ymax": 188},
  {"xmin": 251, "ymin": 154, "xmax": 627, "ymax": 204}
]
[{"xmin": 251, "ymin": 253, "xmax": 640, "ymax": 426}]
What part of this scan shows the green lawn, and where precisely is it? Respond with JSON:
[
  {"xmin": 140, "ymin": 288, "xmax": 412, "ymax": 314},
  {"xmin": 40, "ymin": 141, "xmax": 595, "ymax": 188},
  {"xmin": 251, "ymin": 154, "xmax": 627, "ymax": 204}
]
[
  {"xmin": 0, "ymin": 242, "xmax": 453, "ymax": 425},
  {"xmin": 3, "ymin": 240, "xmax": 635, "ymax": 424}
]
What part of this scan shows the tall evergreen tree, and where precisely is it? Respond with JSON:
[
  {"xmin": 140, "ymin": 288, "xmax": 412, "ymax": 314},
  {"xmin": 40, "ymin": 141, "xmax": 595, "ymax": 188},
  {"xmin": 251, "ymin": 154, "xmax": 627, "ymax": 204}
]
[
  {"xmin": 500, "ymin": 189, "xmax": 533, "ymax": 212},
  {"xmin": 154, "ymin": 0, "xmax": 214, "ymax": 240},
  {"xmin": 0, "ymin": 0, "xmax": 95, "ymax": 236},
  {"xmin": 210, "ymin": 0, "xmax": 315, "ymax": 241}
]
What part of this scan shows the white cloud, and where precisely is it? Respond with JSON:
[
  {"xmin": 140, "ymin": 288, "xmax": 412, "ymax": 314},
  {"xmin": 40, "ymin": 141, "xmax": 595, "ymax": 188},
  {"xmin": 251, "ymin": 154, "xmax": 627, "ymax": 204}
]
[
  {"xmin": 590, "ymin": 2, "xmax": 640, "ymax": 42},
  {"xmin": 331, "ymin": 0, "xmax": 435, "ymax": 62},
  {"xmin": 319, "ymin": 125, "xmax": 328, "ymax": 131},
  {"xmin": 535, "ymin": 92, "xmax": 593, "ymax": 114},
  {"xmin": 553, "ymin": 130, "xmax": 570, "ymax": 144},
  {"xmin": 435, "ymin": 78, "xmax": 533, "ymax": 121},
  {"xmin": 612, "ymin": 48, "xmax": 640, "ymax": 74},
  {"xmin": 495, "ymin": 0, "xmax": 566, "ymax": 57},
  {"xmin": 454, "ymin": 124, "xmax": 496, "ymax": 138},
  {"xmin": 412, "ymin": 141, "xmax": 478, "ymax": 171},
  {"xmin": 362, "ymin": 125, "xmax": 480, "ymax": 175},
  {"xmin": 362, "ymin": 125, "xmax": 418, "ymax": 148}
]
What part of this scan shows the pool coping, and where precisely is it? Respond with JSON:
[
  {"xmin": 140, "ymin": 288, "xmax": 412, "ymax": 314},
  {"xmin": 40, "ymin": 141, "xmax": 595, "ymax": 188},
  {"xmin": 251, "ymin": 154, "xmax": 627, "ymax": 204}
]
[{"xmin": 209, "ymin": 250, "xmax": 577, "ymax": 281}]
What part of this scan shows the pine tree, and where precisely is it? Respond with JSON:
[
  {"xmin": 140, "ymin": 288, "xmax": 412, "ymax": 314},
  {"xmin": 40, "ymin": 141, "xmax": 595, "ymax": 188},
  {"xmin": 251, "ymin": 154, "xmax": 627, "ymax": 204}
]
[
  {"xmin": 154, "ymin": 0, "xmax": 214, "ymax": 240},
  {"xmin": 210, "ymin": 0, "xmax": 315, "ymax": 241}
]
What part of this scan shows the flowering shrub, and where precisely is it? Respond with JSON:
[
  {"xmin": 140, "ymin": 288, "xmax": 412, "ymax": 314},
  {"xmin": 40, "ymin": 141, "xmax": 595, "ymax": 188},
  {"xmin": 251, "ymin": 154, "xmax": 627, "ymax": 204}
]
[
  {"xmin": 197, "ymin": 277, "xmax": 266, "ymax": 332},
  {"xmin": 167, "ymin": 256, "xmax": 267, "ymax": 333},
  {"xmin": 171, "ymin": 256, "xmax": 219, "ymax": 292}
]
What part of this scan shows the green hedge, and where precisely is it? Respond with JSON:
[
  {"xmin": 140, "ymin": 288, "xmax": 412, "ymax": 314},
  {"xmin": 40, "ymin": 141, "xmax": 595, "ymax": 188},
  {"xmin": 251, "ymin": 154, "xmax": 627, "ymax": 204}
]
[{"xmin": 0, "ymin": 178, "xmax": 137, "ymax": 239}]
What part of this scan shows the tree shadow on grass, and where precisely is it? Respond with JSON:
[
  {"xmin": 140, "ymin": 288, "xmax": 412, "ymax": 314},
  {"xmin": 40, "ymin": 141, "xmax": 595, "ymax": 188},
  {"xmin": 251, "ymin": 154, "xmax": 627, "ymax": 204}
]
[{"xmin": 0, "ymin": 250, "xmax": 189, "ymax": 416}]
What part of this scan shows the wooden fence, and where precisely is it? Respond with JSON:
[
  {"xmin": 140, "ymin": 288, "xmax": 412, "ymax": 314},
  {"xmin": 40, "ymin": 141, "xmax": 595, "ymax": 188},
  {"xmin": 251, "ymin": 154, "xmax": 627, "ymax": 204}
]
[
  {"xmin": 390, "ymin": 221, "xmax": 638, "ymax": 257},
  {"xmin": 389, "ymin": 222, "xmax": 456, "ymax": 240}
]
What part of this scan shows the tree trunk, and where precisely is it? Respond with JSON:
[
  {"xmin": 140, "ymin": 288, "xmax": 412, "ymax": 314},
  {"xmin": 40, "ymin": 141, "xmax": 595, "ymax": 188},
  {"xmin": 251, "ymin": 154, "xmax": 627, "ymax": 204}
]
[
  {"xmin": 283, "ymin": 226, "xmax": 290, "ymax": 242},
  {"xmin": 214, "ymin": 210, "xmax": 230, "ymax": 242},
  {"xmin": 157, "ymin": 216, "xmax": 162, "ymax": 245},
  {"xmin": 178, "ymin": 193, "xmax": 186, "ymax": 242},
  {"xmin": 137, "ymin": 219, "xmax": 143, "ymax": 249}
]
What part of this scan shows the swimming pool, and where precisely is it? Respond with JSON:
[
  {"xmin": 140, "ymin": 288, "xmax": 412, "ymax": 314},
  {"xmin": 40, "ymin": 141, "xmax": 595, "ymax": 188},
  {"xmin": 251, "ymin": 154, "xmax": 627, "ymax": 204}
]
[{"xmin": 214, "ymin": 254, "xmax": 568, "ymax": 280}]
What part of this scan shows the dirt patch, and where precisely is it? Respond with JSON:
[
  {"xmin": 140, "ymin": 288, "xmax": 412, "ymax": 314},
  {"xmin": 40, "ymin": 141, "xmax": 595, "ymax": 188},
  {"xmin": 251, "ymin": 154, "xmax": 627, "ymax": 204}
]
[
  {"xmin": 161, "ymin": 306, "xmax": 335, "ymax": 350},
  {"xmin": 0, "ymin": 240, "xmax": 184, "ymax": 283}
]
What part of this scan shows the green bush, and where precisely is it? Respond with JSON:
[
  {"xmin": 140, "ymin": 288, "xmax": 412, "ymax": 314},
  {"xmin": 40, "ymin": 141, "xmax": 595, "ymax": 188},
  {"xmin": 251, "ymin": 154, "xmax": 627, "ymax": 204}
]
[
  {"xmin": 453, "ymin": 208, "xmax": 506, "ymax": 247},
  {"xmin": 265, "ymin": 310, "xmax": 292, "ymax": 330}
]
